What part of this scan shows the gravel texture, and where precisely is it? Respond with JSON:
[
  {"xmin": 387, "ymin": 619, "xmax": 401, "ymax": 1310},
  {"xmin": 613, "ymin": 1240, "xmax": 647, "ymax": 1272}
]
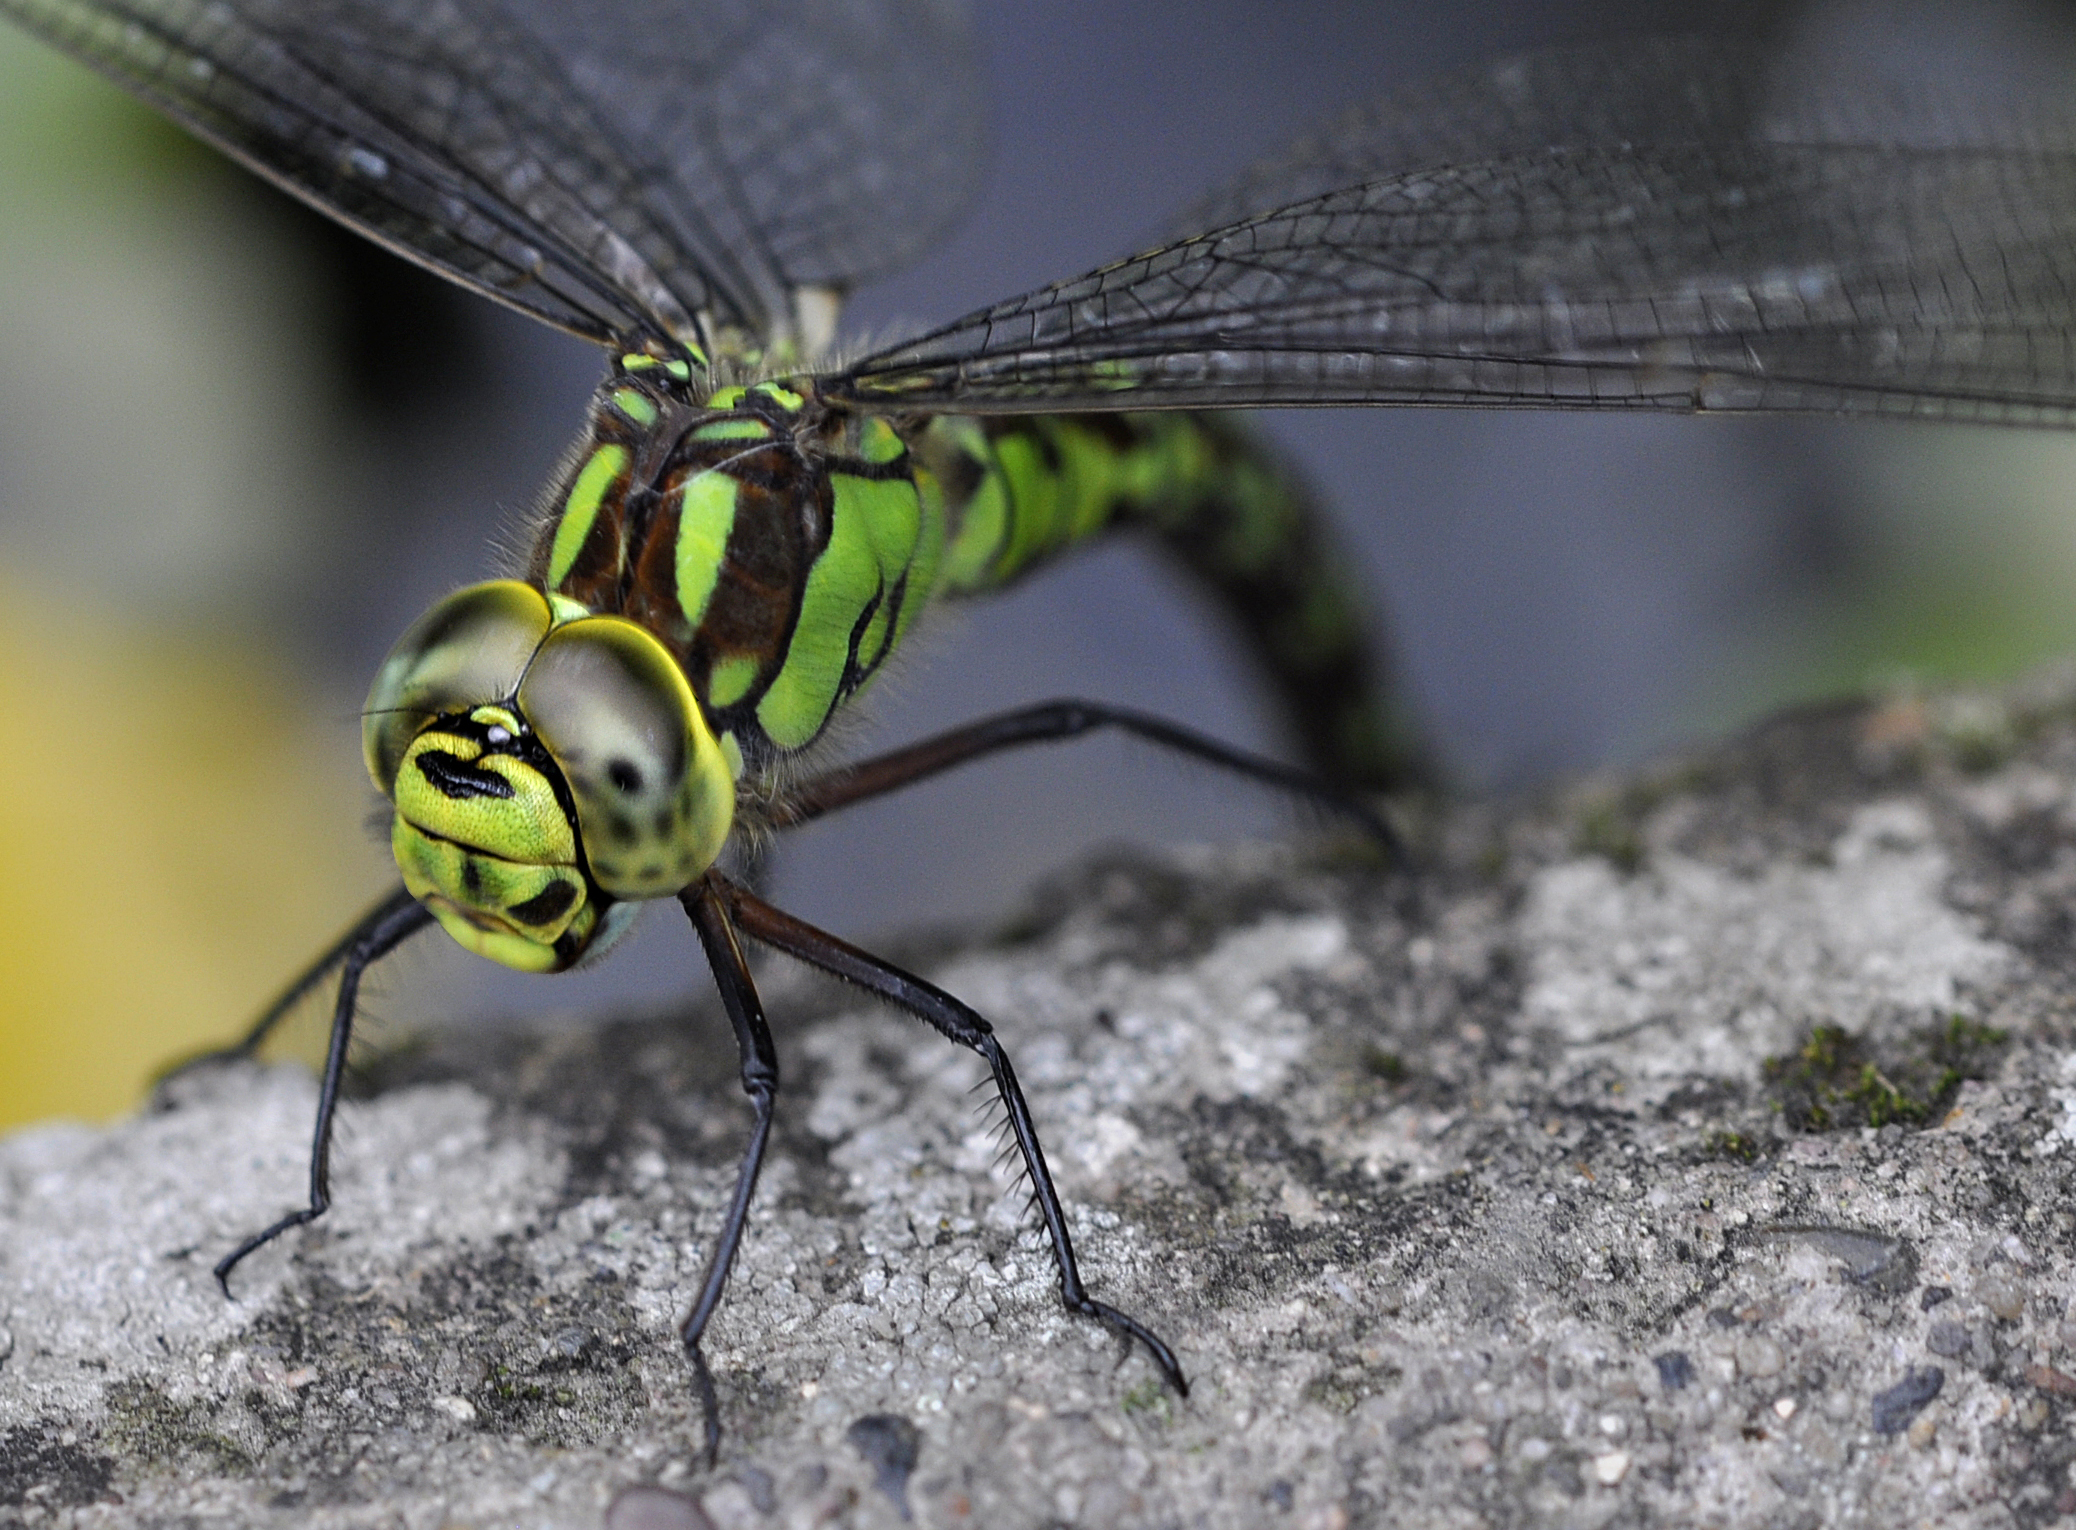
[{"xmin": 13, "ymin": 675, "xmax": 2076, "ymax": 1527}]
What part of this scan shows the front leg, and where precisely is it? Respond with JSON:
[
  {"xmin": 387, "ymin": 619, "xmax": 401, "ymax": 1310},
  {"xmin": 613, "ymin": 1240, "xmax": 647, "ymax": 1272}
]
[
  {"xmin": 156, "ymin": 885, "xmax": 425, "ymax": 1096},
  {"xmin": 678, "ymin": 879, "xmax": 782, "ymax": 1464},
  {"xmin": 213, "ymin": 890, "xmax": 434, "ymax": 1294}
]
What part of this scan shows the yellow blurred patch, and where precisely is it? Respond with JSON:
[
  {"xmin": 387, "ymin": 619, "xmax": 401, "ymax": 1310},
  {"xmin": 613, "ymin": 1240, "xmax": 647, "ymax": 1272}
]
[{"xmin": 0, "ymin": 576, "xmax": 387, "ymax": 1127}]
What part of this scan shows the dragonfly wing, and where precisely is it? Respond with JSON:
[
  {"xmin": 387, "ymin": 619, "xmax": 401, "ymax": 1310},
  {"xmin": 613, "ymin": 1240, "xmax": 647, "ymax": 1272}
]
[
  {"xmin": 1163, "ymin": 36, "xmax": 2076, "ymax": 236},
  {"xmin": 519, "ymin": 0, "xmax": 986, "ymax": 313},
  {"xmin": 832, "ymin": 138, "xmax": 2076, "ymax": 423},
  {"xmin": 0, "ymin": 0, "xmax": 985, "ymax": 353},
  {"xmin": 831, "ymin": 38, "xmax": 2076, "ymax": 424}
]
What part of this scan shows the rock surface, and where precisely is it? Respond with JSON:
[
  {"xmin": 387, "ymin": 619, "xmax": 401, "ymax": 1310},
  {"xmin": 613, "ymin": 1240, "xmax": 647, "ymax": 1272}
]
[{"xmin": 11, "ymin": 678, "xmax": 2076, "ymax": 1528}]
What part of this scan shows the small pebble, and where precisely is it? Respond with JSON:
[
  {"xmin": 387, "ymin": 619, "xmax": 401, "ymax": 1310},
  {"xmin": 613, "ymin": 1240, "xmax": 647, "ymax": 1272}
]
[
  {"xmin": 1907, "ymin": 1410, "xmax": 1938, "ymax": 1450},
  {"xmin": 1592, "ymin": 1451, "xmax": 1631, "ymax": 1486},
  {"xmin": 1978, "ymin": 1273, "xmax": 2027, "ymax": 1322},
  {"xmin": 1459, "ymin": 1436, "xmax": 1493, "ymax": 1469},
  {"xmin": 1597, "ymin": 1414, "xmax": 1627, "ymax": 1438},
  {"xmin": 1737, "ymin": 1336, "xmax": 1786, "ymax": 1379},
  {"xmin": 1921, "ymin": 1286, "xmax": 1954, "ymax": 1310},
  {"xmin": 1872, "ymin": 1367, "xmax": 1945, "ymax": 1435},
  {"xmin": 848, "ymin": 1414, "xmax": 922, "ymax": 1521},
  {"xmin": 1517, "ymin": 1438, "xmax": 1552, "ymax": 1462},
  {"xmin": 1653, "ymin": 1352, "xmax": 1694, "ymax": 1392},
  {"xmin": 737, "ymin": 1468, "xmax": 776, "ymax": 1516},
  {"xmin": 1773, "ymin": 1397, "xmax": 1798, "ymax": 1420},
  {"xmin": 1926, "ymin": 1321, "xmax": 1972, "ymax": 1358},
  {"xmin": 604, "ymin": 1486, "xmax": 713, "ymax": 1530},
  {"xmin": 432, "ymin": 1396, "xmax": 477, "ymax": 1424}
]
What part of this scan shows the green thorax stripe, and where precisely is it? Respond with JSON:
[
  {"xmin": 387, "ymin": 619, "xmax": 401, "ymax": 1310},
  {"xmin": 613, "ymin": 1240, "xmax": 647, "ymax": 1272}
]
[{"xmin": 527, "ymin": 376, "xmax": 947, "ymax": 775}]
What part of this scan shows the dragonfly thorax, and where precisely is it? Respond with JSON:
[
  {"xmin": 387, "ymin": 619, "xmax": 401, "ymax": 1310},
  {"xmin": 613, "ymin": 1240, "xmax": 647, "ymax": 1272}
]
[
  {"xmin": 363, "ymin": 581, "xmax": 736, "ymax": 972},
  {"xmin": 531, "ymin": 361, "xmax": 939, "ymax": 780}
]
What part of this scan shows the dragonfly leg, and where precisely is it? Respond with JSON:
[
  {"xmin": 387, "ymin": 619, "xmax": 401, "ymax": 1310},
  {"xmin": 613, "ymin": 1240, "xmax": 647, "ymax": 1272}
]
[
  {"xmin": 213, "ymin": 892, "xmax": 434, "ymax": 1296},
  {"xmin": 769, "ymin": 697, "xmax": 1397, "ymax": 855},
  {"xmin": 676, "ymin": 879, "xmax": 782, "ymax": 1466},
  {"xmin": 157, "ymin": 885, "xmax": 424, "ymax": 1094},
  {"xmin": 713, "ymin": 872, "xmax": 1189, "ymax": 1398}
]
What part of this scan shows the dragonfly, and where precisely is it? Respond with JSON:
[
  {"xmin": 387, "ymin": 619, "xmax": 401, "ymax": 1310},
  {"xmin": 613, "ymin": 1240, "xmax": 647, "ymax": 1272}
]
[{"xmin": 7, "ymin": 0, "xmax": 2076, "ymax": 1457}]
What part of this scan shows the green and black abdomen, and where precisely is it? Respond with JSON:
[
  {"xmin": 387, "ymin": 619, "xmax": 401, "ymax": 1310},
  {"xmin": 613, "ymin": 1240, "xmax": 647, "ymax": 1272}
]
[{"xmin": 915, "ymin": 411, "xmax": 1423, "ymax": 791}]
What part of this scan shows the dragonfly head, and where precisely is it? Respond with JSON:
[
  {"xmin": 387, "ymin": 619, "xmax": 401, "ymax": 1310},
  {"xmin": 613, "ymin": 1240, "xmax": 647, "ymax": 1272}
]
[{"xmin": 363, "ymin": 581, "xmax": 735, "ymax": 972}]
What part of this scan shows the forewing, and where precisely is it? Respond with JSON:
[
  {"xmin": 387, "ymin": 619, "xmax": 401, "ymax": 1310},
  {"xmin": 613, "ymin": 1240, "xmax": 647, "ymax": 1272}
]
[
  {"xmin": 0, "ymin": 0, "xmax": 985, "ymax": 351},
  {"xmin": 831, "ymin": 38, "xmax": 2076, "ymax": 424},
  {"xmin": 521, "ymin": 0, "xmax": 986, "ymax": 306}
]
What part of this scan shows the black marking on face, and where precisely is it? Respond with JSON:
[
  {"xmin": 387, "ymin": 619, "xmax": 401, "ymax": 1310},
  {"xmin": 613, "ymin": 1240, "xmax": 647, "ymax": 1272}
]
[
  {"xmin": 417, "ymin": 750, "xmax": 516, "ymax": 800},
  {"xmin": 607, "ymin": 757, "xmax": 644, "ymax": 793},
  {"xmin": 508, "ymin": 880, "xmax": 579, "ymax": 927}
]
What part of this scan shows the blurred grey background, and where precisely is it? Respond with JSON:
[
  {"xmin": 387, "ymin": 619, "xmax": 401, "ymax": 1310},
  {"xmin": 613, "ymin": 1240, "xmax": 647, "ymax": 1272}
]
[{"xmin": 8, "ymin": 0, "xmax": 2076, "ymax": 1054}]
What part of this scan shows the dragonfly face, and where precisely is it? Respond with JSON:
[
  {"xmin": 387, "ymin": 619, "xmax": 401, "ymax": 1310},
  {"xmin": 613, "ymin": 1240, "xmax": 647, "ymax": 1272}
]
[{"xmin": 363, "ymin": 579, "xmax": 736, "ymax": 972}]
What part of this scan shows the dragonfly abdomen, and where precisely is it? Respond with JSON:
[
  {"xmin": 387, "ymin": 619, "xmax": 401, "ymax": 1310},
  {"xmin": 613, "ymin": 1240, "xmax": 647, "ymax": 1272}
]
[{"xmin": 915, "ymin": 411, "xmax": 1422, "ymax": 790}]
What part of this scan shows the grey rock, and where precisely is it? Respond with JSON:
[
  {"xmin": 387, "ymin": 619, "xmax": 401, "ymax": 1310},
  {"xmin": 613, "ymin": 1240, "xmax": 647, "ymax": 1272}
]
[
  {"xmin": 1926, "ymin": 1320, "xmax": 1974, "ymax": 1358},
  {"xmin": 1871, "ymin": 1366, "xmax": 1945, "ymax": 1435},
  {"xmin": 604, "ymin": 1485, "xmax": 713, "ymax": 1530},
  {"xmin": 1761, "ymin": 1224, "xmax": 1918, "ymax": 1293},
  {"xmin": 12, "ymin": 678, "xmax": 2076, "ymax": 1526}
]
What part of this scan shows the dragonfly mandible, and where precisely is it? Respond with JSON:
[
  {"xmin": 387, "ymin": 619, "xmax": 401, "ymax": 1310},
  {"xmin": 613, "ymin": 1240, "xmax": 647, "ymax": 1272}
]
[{"xmin": 5, "ymin": 0, "xmax": 2076, "ymax": 1455}]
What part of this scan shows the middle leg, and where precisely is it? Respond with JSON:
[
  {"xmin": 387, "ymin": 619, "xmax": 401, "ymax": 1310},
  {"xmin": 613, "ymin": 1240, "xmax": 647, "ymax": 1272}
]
[
  {"xmin": 767, "ymin": 697, "xmax": 1399, "ymax": 853},
  {"xmin": 712, "ymin": 872, "xmax": 1188, "ymax": 1396}
]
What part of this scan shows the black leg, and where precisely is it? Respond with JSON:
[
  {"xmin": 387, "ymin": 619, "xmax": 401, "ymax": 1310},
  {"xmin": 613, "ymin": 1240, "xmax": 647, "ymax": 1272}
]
[
  {"xmin": 768, "ymin": 697, "xmax": 1398, "ymax": 855},
  {"xmin": 677, "ymin": 879, "xmax": 782, "ymax": 1466},
  {"xmin": 157, "ymin": 885, "xmax": 423, "ymax": 1090},
  {"xmin": 713, "ymin": 873, "xmax": 1189, "ymax": 1398},
  {"xmin": 213, "ymin": 891, "xmax": 434, "ymax": 1296}
]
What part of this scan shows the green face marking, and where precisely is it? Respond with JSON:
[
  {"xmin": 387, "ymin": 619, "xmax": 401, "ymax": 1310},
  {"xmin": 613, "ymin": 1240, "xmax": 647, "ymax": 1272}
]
[
  {"xmin": 389, "ymin": 704, "xmax": 595, "ymax": 973},
  {"xmin": 365, "ymin": 582, "xmax": 737, "ymax": 971}
]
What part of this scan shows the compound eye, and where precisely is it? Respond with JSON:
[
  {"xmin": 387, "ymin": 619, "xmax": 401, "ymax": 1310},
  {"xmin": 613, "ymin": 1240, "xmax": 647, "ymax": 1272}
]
[
  {"xmin": 363, "ymin": 581, "xmax": 553, "ymax": 791},
  {"xmin": 518, "ymin": 617, "xmax": 734, "ymax": 898}
]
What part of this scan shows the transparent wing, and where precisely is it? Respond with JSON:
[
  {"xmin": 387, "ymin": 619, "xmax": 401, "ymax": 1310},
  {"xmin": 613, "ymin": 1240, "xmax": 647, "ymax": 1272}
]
[
  {"xmin": 0, "ymin": 0, "xmax": 985, "ymax": 351},
  {"xmin": 830, "ymin": 39, "xmax": 2076, "ymax": 425}
]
